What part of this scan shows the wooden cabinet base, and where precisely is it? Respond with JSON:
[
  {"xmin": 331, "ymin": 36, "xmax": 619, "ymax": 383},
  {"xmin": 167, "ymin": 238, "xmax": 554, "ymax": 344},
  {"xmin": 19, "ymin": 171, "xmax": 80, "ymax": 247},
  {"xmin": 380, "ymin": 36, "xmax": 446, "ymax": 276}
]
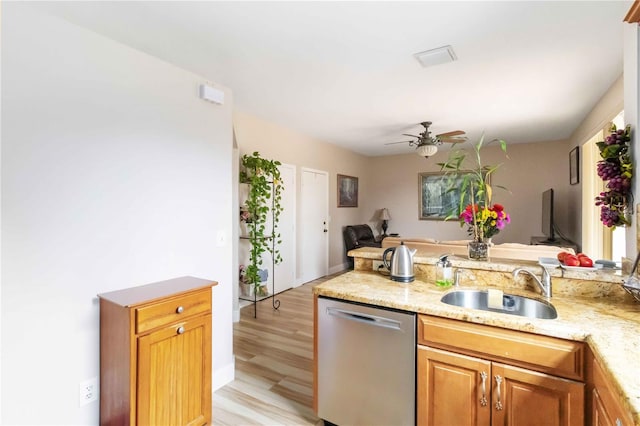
[
  {"xmin": 418, "ymin": 346, "xmax": 584, "ymax": 426},
  {"xmin": 417, "ymin": 314, "xmax": 585, "ymax": 426}
]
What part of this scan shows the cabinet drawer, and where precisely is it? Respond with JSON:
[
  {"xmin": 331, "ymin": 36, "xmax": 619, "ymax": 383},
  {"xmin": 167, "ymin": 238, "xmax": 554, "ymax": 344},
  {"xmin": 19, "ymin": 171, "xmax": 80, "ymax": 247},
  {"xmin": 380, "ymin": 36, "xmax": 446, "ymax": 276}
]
[
  {"xmin": 136, "ymin": 289, "xmax": 211, "ymax": 334},
  {"xmin": 418, "ymin": 315, "xmax": 584, "ymax": 380}
]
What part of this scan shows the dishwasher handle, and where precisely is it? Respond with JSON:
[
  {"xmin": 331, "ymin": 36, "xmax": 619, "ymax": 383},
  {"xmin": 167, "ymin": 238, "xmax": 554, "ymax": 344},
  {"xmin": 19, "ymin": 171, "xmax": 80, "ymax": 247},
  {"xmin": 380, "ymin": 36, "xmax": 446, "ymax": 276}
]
[{"xmin": 326, "ymin": 306, "xmax": 404, "ymax": 331}]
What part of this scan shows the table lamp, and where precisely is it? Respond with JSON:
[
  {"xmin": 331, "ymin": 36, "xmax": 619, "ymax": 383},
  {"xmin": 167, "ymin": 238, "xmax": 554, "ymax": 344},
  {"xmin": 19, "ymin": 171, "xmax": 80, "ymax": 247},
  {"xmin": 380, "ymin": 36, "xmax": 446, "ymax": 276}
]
[{"xmin": 379, "ymin": 208, "xmax": 391, "ymax": 237}]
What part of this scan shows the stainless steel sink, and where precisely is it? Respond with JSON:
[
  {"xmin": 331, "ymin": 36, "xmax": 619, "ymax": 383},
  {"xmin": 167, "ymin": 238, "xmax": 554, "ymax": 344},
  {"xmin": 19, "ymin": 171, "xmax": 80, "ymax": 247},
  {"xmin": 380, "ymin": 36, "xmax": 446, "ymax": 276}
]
[{"xmin": 440, "ymin": 289, "xmax": 557, "ymax": 319}]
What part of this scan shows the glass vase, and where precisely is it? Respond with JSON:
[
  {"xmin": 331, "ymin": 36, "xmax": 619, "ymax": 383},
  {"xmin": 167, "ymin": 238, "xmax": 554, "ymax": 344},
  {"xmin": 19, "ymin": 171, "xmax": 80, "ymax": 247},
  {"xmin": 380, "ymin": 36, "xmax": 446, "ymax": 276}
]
[{"xmin": 468, "ymin": 240, "xmax": 489, "ymax": 261}]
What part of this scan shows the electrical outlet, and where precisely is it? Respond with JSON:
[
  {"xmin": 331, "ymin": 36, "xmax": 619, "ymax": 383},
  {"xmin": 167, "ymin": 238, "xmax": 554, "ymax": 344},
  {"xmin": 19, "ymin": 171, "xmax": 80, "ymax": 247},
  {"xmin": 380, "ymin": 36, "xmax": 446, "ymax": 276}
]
[
  {"xmin": 373, "ymin": 260, "xmax": 384, "ymax": 271},
  {"xmin": 79, "ymin": 377, "xmax": 98, "ymax": 406}
]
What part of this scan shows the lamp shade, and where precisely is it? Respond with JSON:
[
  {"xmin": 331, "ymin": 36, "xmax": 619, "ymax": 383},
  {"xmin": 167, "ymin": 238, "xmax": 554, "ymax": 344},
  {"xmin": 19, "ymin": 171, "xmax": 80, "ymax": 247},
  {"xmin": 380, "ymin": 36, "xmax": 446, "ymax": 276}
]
[
  {"xmin": 416, "ymin": 144, "xmax": 438, "ymax": 158},
  {"xmin": 379, "ymin": 208, "xmax": 391, "ymax": 221}
]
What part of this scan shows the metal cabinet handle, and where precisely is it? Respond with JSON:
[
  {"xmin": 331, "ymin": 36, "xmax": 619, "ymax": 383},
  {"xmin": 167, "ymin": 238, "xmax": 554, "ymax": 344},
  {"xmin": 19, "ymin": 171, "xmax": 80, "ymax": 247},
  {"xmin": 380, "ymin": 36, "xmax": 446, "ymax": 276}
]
[
  {"xmin": 480, "ymin": 372, "xmax": 488, "ymax": 407},
  {"xmin": 494, "ymin": 375, "xmax": 503, "ymax": 411},
  {"xmin": 176, "ymin": 306, "xmax": 184, "ymax": 314},
  {"xmin": 177, "ymin": 326, "xmax": 185, "ymax": 335}
]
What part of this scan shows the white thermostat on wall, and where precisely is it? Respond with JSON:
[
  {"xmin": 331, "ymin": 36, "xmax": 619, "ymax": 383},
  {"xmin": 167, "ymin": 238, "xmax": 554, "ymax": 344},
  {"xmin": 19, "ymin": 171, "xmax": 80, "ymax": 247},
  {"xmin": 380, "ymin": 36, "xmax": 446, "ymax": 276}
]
[{"xmin": 199, "ymin": 84, "xmax": 224, "ymax": 104}]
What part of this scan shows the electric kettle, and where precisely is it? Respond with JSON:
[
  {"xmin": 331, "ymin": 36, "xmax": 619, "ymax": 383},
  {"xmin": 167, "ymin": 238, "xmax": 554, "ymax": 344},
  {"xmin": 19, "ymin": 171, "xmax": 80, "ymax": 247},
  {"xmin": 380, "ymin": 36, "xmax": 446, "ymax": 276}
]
[{"xmin": 382, "ymin": 242, "xmax": 417, "ymax": 282}]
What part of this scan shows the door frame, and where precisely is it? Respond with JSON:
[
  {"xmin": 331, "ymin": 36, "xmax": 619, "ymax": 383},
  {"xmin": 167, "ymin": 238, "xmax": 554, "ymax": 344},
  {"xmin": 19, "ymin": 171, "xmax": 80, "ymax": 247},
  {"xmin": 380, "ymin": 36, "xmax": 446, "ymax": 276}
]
[
  {"xmin": 277, "ymin": 163, "xmax": 297, "ymax": 290},
  {"xmin": 300, "ymin": 167, "xmax": 329, "ymax": 285}
]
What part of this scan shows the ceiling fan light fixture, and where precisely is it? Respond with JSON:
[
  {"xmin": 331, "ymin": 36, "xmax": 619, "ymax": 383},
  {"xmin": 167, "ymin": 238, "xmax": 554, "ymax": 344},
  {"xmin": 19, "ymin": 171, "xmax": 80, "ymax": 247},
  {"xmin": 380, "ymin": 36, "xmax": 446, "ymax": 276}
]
[
  {"xmin": 414, "ymin": 45, "xmax": 457, "ymax": 68},
  {"xmin": 416, "ymin": 144, "xmax": 438, "ymax": 158}
]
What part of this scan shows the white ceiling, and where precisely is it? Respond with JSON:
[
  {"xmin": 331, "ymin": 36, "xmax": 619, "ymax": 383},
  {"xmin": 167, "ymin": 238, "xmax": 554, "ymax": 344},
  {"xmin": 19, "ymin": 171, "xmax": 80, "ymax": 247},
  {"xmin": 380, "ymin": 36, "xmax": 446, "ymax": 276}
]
[{"xmin": 31, "ymin": 1, "xmax": 631, "ymax": 156}]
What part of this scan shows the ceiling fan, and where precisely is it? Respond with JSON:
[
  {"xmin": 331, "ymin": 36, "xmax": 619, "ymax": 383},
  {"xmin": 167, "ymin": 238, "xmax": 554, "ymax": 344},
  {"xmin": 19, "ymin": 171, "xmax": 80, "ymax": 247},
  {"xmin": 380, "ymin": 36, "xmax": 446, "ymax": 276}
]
[{"xmin": 386, "ymin": 121, "xmax": 467, "ymax": 158}]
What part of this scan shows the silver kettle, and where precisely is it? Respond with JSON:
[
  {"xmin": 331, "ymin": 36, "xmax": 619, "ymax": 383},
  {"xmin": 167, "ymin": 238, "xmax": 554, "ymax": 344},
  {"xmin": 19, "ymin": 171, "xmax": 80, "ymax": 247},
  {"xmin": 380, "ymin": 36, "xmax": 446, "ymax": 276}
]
[{"xmin": 382, "ymin": 242, "xmax": 417, "ymax": 282}]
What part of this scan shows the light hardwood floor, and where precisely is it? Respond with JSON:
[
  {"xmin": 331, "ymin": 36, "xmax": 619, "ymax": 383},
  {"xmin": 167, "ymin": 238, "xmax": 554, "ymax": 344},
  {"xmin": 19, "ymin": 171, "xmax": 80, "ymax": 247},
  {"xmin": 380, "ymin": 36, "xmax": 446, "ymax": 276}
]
[{"xmin": 213, "ymin": 273, "xmax": 345, "ymax": 425}]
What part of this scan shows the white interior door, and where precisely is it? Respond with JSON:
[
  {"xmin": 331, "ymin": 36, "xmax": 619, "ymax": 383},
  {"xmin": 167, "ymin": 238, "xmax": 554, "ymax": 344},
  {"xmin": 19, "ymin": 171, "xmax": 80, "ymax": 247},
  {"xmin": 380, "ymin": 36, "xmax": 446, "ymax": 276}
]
[
  {"xmin": 274, "ymin": 164, "xmax": 296, "ymax": 293},
  {"xmin": 301, "ymin": 168, "xmax": 329, "ymax": 283}
]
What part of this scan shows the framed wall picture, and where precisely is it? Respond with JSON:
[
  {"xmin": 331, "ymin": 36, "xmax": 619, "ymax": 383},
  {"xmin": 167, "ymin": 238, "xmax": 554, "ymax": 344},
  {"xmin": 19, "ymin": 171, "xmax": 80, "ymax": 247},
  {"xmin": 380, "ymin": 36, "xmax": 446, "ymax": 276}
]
[
  {"xmin": 337, "ymin": 174, "xmax": 358, "ymax": 207},
  {"xmin": 419, "ymin": 171, "xmax": 482, "ymax": 220},
  {"xmin": 569, "ymin": 146, "xmax": 579, "ymax": 185}
]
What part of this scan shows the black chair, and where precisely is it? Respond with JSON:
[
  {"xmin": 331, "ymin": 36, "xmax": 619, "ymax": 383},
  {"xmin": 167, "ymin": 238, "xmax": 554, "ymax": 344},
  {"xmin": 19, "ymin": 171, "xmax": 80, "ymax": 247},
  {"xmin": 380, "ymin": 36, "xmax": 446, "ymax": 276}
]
[{"xmin": 343, "ymin": 224, "xmax": 382, "ymax": 269}]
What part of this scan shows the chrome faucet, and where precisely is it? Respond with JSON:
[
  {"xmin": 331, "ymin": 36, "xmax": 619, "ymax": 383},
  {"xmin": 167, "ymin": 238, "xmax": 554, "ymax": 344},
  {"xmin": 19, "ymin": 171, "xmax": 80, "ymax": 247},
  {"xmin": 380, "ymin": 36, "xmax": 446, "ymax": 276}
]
[{"xmin": 512, "ymin": 267, "xmax": 552, "ymax": 298}]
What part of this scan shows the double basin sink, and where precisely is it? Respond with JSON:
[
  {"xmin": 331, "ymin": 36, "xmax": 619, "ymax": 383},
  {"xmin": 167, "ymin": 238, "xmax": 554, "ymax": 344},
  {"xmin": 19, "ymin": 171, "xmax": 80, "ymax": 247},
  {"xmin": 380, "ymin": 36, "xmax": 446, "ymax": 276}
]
[{"xmin": 441, "ymin": 289, "xmax": 557, "ymax": 320}]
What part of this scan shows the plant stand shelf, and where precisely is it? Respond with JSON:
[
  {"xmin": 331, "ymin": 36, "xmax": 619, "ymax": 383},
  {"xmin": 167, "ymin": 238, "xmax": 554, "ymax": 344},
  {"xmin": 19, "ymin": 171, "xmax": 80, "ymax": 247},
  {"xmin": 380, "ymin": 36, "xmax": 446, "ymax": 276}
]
[{"xmin": 238, "ymin": 156, "xmax": 283, "ymax": 319}]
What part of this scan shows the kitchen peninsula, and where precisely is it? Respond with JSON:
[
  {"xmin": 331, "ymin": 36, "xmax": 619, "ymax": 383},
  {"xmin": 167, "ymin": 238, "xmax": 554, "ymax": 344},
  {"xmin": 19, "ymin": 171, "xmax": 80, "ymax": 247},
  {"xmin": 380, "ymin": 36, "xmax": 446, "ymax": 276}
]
[{"xmin": 313, "ymin": 247, "xmax": 640, "ymax": 425}]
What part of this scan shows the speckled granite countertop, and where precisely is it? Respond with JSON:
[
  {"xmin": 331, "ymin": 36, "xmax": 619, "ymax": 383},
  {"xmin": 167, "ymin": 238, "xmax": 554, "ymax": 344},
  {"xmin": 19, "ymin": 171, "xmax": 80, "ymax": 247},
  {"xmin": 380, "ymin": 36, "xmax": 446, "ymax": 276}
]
[{"xmin": 313, "ymin": 270, "xmax": 640, "ymax": 424}]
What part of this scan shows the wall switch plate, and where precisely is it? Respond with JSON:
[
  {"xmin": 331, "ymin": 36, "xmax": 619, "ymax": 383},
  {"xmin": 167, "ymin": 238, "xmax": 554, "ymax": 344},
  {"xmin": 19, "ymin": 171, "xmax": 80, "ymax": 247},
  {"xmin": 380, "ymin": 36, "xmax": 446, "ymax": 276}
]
[{"xmin": 79, "ymin": 377, "xmax": 98, "ymax": 406}]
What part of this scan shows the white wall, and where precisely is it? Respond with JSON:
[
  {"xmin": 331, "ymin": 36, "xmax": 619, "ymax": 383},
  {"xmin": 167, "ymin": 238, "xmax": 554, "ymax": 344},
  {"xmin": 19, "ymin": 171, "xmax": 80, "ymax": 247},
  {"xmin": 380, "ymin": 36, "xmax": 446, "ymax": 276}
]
[{"xmin": 2, "ymin": 4, "xmax": 234, "ymax": 424}]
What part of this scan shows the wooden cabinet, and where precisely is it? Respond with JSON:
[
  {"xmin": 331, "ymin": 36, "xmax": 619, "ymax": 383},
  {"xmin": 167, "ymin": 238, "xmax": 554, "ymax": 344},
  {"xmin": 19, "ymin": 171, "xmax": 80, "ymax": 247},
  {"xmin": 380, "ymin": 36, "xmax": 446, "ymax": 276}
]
[
  {"xmin": 99, "ymin": 276, "xmax": 216, "ymax": 426},
  {"xmin": 586, "ymin": 350, "xmax": 634, "ymax": 426},
  {"xmin": 417, "ymin": 315, "xmax": 584, "ymax": 426}
]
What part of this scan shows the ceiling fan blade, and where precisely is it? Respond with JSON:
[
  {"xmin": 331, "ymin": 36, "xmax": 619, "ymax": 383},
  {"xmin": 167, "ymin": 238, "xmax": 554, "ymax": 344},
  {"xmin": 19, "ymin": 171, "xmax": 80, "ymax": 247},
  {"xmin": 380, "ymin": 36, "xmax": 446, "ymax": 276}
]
[
  {"xmin": 437, "ymin": 130, "xmax": 466, "ymax": 137},
  {"xmin": 384, "ymin": 140, "xmax": 413, "ymax": 145},
  {"xmin": 402, "ymin": 133, "xmax": 420, "ymax": 138},
  {"xmin": 440, "ymin": 138, "xmax": 467, "ymax": 143}
]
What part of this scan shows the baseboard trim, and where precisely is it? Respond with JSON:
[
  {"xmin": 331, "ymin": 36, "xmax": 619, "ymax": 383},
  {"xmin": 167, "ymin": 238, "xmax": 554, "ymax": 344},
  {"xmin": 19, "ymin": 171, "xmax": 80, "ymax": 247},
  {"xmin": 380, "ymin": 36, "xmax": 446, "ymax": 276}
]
[
  {"xmin": 329, "ymin": 263, "xmax": 349, "ymax": 275},
  {"xmin": 212, "ymin": 358, "xmax": 235, "ymax": 391}
]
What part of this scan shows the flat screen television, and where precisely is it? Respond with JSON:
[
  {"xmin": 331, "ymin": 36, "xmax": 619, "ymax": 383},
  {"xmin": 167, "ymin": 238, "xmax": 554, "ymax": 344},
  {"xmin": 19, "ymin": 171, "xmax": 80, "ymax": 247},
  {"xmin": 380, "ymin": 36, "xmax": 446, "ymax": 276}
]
[{"xmin": 541, "ymin": 188, "xmax": 555, "ymax": 242}]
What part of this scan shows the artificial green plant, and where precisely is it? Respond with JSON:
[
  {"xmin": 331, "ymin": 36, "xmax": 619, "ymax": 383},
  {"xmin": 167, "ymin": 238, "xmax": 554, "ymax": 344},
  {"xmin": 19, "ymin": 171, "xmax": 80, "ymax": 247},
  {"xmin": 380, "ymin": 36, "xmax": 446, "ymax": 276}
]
[{"xmin": 438, "ymin": 136, "xmax": 508, "ymax": 241}]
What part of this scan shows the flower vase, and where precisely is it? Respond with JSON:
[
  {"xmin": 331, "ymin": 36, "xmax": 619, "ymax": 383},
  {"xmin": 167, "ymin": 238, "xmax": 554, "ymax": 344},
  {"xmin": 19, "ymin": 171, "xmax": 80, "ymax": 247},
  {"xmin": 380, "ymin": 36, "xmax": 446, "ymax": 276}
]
[{"xmin": 468, "ymin": 239, "xmax": 489, "ymax": 261}]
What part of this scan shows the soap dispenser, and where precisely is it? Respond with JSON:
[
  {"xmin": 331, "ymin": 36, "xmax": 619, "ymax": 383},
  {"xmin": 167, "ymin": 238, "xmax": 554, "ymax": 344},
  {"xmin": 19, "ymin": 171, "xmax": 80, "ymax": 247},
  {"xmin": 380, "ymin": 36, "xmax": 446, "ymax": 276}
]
[{"xmin": 436, "ymin": 255, "xmax": 454, "ymax": 287}]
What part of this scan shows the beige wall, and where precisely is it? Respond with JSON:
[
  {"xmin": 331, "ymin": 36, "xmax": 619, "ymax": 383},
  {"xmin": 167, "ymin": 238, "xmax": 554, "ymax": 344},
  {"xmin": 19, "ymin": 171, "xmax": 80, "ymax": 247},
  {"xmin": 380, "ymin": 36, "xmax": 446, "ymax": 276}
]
[
  {"xmin": 233, "ymin": 110, "xmax": 372, "ymax": 274},
  {"xmin": 567, "ymin": 75, "xmax": 624, "ymax": 250},
  {"xmin": 366, "ymin": 140, "xmax": 572, "ymax": 245}
]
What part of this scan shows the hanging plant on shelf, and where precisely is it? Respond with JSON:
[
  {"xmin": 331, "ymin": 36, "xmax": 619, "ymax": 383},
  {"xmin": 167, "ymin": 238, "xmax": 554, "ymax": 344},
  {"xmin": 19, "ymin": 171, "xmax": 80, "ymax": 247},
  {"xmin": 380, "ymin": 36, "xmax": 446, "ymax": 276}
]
[
  {"xmin": 594, "ymin": 124, "xmax": 633, "ymax": 228},
  {"xmin": 240, "ymin": 152, "xmax": 284, "ymax": 290}
]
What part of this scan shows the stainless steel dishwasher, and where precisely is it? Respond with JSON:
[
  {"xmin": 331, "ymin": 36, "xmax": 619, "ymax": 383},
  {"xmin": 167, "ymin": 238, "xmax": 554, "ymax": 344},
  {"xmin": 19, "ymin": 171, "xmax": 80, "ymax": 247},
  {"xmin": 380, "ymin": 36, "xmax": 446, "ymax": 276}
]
[{"xmin": 317, "ymin": 297, "xmax": 416, "ymax": 426}]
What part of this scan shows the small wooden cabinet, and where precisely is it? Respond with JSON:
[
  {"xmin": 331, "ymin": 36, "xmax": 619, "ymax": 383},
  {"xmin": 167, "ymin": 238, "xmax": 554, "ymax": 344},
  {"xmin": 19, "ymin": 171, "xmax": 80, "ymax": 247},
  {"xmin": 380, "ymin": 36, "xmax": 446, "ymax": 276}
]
[
  {"xmin": 99, "ymin": 276, "xmax": 216, "ymax": 425},
  {"xmin": 417, "ymin": 315, "xmax": 585, "ymax": 426}
]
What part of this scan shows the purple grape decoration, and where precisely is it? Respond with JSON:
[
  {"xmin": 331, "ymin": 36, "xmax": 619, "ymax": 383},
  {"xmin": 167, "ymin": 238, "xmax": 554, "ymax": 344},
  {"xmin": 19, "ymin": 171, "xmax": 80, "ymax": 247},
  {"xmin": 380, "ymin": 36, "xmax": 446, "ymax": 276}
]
[{"xmin": 594, "ymin": 124, "xmax": 632, "ymax": 227}]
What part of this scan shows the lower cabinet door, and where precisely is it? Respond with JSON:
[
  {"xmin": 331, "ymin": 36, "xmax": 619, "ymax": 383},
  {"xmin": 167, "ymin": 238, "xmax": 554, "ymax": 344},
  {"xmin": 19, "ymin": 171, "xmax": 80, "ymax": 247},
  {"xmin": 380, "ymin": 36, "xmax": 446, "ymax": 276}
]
[
  {"xmin": 418, "ymin": 346, "xmax": 492, "ymax": 426},
  {"xmin": 592, "ymin": 388, "xmax": 617, "ymax": 426},
  {"xmin": 491, "ymin": 362, "xmax": 584, "ymax": 426},
  {"xmin": 137, "ymin": 314, "xmax": 212, "ymax": 426}
]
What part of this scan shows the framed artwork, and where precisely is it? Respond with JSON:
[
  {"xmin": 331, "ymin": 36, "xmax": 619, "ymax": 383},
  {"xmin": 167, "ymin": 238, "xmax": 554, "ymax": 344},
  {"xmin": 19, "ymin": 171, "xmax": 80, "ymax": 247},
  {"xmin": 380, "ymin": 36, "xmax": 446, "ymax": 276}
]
[
  {"xmin": 419, "ymin": 171, "xmax": 481, "ymax": 220},
  {"xmin": 337, "ymin": 174, "xmax": 358, "ymax": 207},
  {"xmin": 569, "ymin": 146, "xmax": 579, "ymax": 185}
]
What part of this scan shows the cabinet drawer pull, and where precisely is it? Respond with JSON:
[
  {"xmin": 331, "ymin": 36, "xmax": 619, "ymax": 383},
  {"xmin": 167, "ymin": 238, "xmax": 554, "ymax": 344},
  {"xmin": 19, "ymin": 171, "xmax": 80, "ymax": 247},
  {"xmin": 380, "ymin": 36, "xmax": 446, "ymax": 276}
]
[
  {"xmin": 494, "ymin": 375, "xmax": 503, "ymax": 411},
  {"xmin": 480, "ymin": 371, "xmax": 488, "ymax": 407},
  {"xmin": 176, "ymin": 306, "xmax": 184, "ymax": 314},
  {"xmin": 177, "ymin": 326, "xmax": 185, "ymax": 335}
]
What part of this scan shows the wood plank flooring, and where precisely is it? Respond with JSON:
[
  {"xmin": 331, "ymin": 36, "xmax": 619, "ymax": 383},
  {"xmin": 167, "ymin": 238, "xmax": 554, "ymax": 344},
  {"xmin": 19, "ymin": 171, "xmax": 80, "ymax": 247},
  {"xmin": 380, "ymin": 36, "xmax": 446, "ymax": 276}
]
[{"xmin": 213, "ymin": 273, "xmax": 345, "ymax": 425}]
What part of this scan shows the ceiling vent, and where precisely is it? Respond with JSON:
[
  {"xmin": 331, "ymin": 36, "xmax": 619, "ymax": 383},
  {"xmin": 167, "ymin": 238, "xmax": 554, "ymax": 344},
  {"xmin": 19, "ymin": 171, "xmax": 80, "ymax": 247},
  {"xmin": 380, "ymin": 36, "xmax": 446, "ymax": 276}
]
[{"xmin": 414, "ymin": 45, "xmax": 457, "ymax": 68}]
